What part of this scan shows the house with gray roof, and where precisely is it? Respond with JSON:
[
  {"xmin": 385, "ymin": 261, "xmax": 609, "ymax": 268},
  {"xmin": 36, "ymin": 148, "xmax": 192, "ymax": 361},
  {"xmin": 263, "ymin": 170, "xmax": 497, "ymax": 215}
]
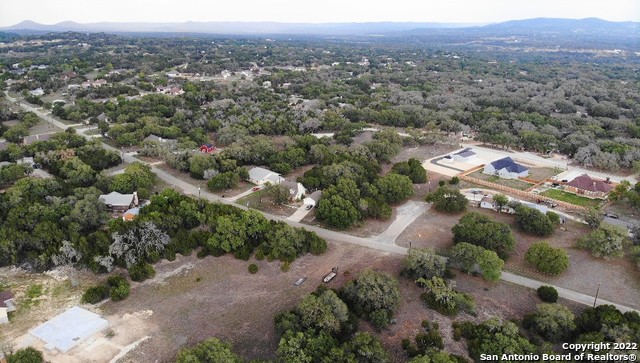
[
  {"xmin": 248, "ymin": 167, "xmax": 283, "ymax": 185},
  {"xmin": 281, "ymin": 180, "xmax": 306, "ymax": 201},
  {"xmin": 99, "ymin": 191, "xmax": 138, "ymax": 212}
]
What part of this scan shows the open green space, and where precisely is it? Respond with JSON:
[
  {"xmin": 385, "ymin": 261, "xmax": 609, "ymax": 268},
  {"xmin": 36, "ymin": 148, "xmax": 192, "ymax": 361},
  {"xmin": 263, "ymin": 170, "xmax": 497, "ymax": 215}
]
[
  {"xmin": 540, "ymin": 189, "xmax": 603, "ymax": 208},
  {"xmin": 469, "ymin": 170, "xmax": 534, "ymax": 190}
]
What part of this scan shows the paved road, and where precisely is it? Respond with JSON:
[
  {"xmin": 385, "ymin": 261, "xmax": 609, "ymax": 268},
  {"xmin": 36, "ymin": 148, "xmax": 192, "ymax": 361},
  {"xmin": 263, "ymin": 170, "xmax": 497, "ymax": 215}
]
[
  {"xmin": 7, "ymin": 93, "xmax": 638, "ymax": 313},
  {"xmin": 373, "ymin": 201, "xmax": 429, "ymax": 244}
]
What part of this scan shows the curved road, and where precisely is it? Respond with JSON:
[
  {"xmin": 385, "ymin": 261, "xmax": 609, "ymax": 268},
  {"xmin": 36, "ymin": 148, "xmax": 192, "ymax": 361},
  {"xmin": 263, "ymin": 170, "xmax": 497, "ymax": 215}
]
[{"xmin": 6, "ymin": 92, "xmax": 637, "ymax": 314}]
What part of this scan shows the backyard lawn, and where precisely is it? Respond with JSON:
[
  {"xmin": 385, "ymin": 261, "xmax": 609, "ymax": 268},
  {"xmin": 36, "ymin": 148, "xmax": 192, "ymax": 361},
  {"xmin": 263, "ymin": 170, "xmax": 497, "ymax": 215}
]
[
  {"xmin": 541, "ymin": 188, "xmax": 603, "ymax": 208},
  {"xmin": 469, "ymin": 170, "xmax": 534, "ymax": 190}
]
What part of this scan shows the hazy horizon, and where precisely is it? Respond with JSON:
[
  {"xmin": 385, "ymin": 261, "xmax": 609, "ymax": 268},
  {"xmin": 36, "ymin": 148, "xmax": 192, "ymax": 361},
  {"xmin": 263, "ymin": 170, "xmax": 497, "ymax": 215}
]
[{"xmin": 1, "ymin": 0, "xmax": 639, "ymax": 27}]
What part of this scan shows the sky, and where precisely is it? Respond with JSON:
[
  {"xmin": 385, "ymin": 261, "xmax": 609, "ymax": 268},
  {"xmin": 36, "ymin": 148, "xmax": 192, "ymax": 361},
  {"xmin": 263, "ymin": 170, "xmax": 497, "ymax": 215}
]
[{"xmin": 1, "ymin": 0, "xmax": 639, "ymax": 26}]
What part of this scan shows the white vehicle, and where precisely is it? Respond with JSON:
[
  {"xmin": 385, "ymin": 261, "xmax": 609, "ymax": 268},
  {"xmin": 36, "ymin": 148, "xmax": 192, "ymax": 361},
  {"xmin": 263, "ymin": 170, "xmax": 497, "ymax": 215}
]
[{"xmin": 323, "ymin": 272, "xmax": 337, "ymax": 283}]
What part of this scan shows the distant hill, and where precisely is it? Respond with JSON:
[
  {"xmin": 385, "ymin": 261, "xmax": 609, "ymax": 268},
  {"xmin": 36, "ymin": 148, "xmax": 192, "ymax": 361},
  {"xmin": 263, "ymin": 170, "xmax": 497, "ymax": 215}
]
[
  {"xmin": 482, "ymin": 17, "xmax": 638, "ymax": 34},
  {"xmin": 0, "ymin": 20, "xmax": 479, "ymax": 35}
]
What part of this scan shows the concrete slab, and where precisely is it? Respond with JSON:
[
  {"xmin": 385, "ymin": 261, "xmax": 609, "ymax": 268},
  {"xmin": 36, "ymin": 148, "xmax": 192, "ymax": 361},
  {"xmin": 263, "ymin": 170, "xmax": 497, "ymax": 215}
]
[
  {"xmin": 373, "ymin": 201, "xmax": 429, "ymax": 244},
  {"xmin": 30, "ymin": 306, "xmax": 109, "ymax": 353}
]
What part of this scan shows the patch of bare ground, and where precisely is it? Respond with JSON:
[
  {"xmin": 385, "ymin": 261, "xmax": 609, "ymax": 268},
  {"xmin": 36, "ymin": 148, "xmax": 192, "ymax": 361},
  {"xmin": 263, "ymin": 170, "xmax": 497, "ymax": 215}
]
[
  {"xmin": 106, "ymin": 242, "xmax": 394, "ymax": 362},
  {"xmin": 397, "ymin": 204, "xmax": 640, "ymax": 310},
  {"xmin": 102, "ymin": 241, "xmax": 586, "ymax": 363}
]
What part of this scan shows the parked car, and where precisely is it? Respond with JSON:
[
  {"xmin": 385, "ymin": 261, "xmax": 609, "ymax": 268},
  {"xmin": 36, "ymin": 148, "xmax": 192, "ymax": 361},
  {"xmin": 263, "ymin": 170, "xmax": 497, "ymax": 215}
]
[{"xmin": 251, "ymin": 187, "xmax": 260, "ymax": 191}]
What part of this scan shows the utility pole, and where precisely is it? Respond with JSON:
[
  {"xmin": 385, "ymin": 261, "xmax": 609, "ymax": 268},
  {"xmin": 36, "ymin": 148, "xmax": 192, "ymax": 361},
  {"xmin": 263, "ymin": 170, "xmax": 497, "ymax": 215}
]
[{"xmin": 593, "ymin": 283, "xmax": 601, "ymax": 308}]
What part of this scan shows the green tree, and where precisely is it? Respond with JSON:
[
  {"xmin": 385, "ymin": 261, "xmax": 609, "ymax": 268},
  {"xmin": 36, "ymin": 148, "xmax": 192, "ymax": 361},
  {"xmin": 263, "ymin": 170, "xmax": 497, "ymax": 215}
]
[
  {"xmin": 527, "ymin": 303, "xmax": 576, "ymax": 342},
  {"xmin": 525, "ymin": 242, "xmax": 569, "ymax": 275},
  {"xmin": 297, "ymin": 290, "xmax": 349, "ymax": 335},
  {"xmin": 417, "ymin": 276, "xmax": 476, "ymax": 316},
  {"xmin": 341, "ymin": 269, "xmax": 400, "ymax": 328},
  {"xmin": 402, "ymin": 248, "xmax": 446, "ymax": 280},
  {"xmin": 176, "ymin": 338, "xmax": 244, "ymax": 363},
  {"xmin": 375, "ymin": 173, "xmax": 414, "ymax": 204},
  {"xmin": 391, "ymin": 158, "xmax": 427, "ymax": 184},
  {"xmin": 514, "ymin": 204, "xmax": 556, "ymax": 236},
  {"xmin": 577, "ymin": 225, "xmax": 630, "ymax": 258},
  {"xmin": 452, "ymin": 212, "xmax": 515, "ymax": 259},
  {"xmin": 266, "ymin": 183, "xmax": 291, "ymax": 205},
  {"xmin": 493, "ymin": 194, "xmax": 509, "ymax": 212},
  {"xmin": 317, "ymin": 194, "xmax": 361, "ymax": 229},
  {"xmin": 449, "ymin": 242, "xmax": 504, "ymax": 282},
  {"xmin": 346, "ymin": 332, "xmax": 390, "ymax": 363},
  {"xmin": 207, "ymin": 171, "xmax": 240, "ymax": 191},
  {"xmin": 425, "ymin": 187, "xmax": 467, "ymax": 213}
]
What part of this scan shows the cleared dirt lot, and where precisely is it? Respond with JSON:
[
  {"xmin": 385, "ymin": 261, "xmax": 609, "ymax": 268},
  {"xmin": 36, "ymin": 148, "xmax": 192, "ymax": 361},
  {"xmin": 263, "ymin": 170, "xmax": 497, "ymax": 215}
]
[
  {"xmin": 395, "ymin": 206, "xmax": 640, "ymax": 310},
  {"xmin": 98, "ymin": 240, "xmax": 588, "ymax": 362}
]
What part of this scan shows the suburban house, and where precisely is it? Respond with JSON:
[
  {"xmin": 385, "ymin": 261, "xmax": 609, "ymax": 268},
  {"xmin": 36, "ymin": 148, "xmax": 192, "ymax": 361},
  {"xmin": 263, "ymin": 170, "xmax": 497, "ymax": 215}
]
[
  {"xmin": 81, "ymin": 79, "xmax": 107, "ymax": 88},
  {"xmin": 451, "ymin": 148, "xmax": 476, "ymax": 162},
  {"xmin": 156, "ymin": 86, "xmax": 185, "ymax": 96},
  {"xmin": 565, "ymin": 174, "xmax": 613, "ymax": 199},
  {"xmin": 0, "ymin": 290, "xmax": 16, "ymax": 325},
  {"xmin": 99, "ymin": 191, "xmax": 139, "ymax": 212},
  {"xmin": 29, "ymin": 88, "xmax": 45, "ymax": 96},
  {"xmin": 199, "ymin": 144, "xmax": 216, "ymax": 153},
  {"xmin": 23, "ymin": 132, "xmax": 55, "ymax": 145},
  {"xmin": 144, "ymin": 134, "xmax": 176, "ymax": 145},
  {"xmin": 248, "ymin": 167, "xmax": 283, "ymax": 185},
  {"xmin": 303, "ymin": 190, "xmax": 322, "ymax": 207},
  {"xmin": 281, "ymin": 180, "xmax": 306, "ymax": 201},
  {"xmin": 483, "ymin": 157, "xmax": 529, "ymax": 179}
]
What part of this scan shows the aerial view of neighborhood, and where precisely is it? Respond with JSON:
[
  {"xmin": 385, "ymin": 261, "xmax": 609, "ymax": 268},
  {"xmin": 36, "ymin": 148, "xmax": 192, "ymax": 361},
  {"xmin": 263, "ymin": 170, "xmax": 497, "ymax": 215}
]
[{"xmin": 0, "ymin": 1, "xmax": 638, "ymax": 362}]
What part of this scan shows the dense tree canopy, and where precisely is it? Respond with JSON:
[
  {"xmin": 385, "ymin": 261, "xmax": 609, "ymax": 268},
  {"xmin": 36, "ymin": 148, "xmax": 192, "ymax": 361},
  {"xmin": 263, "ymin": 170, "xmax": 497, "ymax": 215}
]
[{"xmin": 451, "ymin": 212, "xmax": 515, "ymax": 259}]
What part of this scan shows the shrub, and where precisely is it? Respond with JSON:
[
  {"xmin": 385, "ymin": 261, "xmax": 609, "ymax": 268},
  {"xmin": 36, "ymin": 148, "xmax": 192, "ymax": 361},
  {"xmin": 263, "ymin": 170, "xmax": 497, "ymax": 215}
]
[
  {"xmin": 537, "ymin": 286, "xmax": 559, "ymax": 303},
  {"xmin": 525, "ymin": 242, "xmax": 569, "ymax": 275},
  {"xmin": 449, "ymin": 176, "xmax": 460, "ymax": 185},
  {"xmin": 7, "ymin": 347, "xmax": 44, "ymax": 363},
  {"xmin": 248, "ymin": 263, "xmax": 259, "ymax": 274},
  {"xmin": 128, "ymin": 262, "xmax": 156, "ymax": 282},
  {"xmin": 81, "ymin": 284, "xmax": 110, "ymax": 304},
  {"xmin": 438, "ymin": 180, "xmax": 446, "ymax": 187},
  {"xmin": 107, "ymin": 274, "xmax": 127, "ymax": 287},
  {"xmin": 110, "ymin": 282, "xmax": 131, "ymax": 301}
]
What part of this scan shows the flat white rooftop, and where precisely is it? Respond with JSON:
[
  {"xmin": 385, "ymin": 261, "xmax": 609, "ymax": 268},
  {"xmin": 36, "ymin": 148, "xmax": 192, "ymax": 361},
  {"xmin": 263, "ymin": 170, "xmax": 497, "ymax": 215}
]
[{"xmin": 30, "ymin": 306, "xmax": 109, "ymax": 353}]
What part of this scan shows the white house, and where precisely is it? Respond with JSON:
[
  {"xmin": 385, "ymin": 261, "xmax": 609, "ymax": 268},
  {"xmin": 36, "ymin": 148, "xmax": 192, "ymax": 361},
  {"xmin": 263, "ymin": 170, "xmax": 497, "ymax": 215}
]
[
  {"xmin": 483, "ymin": 157, "xmax": 529, "ymax": 179},
  {"xmin": 303, "ymin": 190, "xmax": 322, "ymax": 207},
  {"xmin": 281, "ymin": 180, "xmax": 306, "ymax": 201},
  {"xmin": 248, "ymin": 167, "xmax": 283, "ymax": 185},
  {"xmin": 451, "ymin": 148, "xmax": 476, "ymax": 162},
  {"xmin": 0, "ymin": 290, "xmax": 16, "ymax": 324},
  {"xmin": 29, "ymin": 88, "xmax": 45, "ymax": 96}
]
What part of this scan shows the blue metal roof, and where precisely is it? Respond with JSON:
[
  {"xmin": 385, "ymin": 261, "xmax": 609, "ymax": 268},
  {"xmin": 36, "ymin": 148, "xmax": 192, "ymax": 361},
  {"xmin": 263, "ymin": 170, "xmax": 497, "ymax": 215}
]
[
  {"xmin": 490, "ymin": 157, "xmax": 528, "ymax": 173},
  {"xmin": 454, "ymin": 148, "xmax": 476, "ymax": 158}
]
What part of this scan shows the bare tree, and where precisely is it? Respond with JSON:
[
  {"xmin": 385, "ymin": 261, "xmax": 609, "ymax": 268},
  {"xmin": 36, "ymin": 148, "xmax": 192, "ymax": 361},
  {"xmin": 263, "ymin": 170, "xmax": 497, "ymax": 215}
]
[
  {"xmin": 109, "ymin": 222, "xmax": 170, "ymax": 267},
  {"xmin": 51, "ymin": 240, "xmax": 83, "ymax": 286}
]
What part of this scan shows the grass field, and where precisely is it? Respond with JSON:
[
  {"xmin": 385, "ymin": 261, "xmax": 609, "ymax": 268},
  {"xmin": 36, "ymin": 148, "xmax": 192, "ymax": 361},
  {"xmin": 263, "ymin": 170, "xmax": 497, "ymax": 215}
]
[
  {"xmin": 469, "ymin": 170, "xmax": 534, "ymax": 190},
  {"xmin": 541, "ymin": 189, "xmax": 603, "ymax": 208}
]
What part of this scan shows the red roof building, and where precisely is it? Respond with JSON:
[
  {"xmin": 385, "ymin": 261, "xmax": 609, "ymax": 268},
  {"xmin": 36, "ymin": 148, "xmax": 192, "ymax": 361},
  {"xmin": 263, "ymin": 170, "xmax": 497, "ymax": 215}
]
[{"xmin": 565, "ymin": 174, "xmax": 613, "ymax": 199}]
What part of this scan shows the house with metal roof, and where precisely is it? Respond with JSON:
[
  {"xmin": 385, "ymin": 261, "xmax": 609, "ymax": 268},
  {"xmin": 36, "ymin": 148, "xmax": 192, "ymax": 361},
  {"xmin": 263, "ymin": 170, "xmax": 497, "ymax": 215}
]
[
  {"xmin": 99, "ymin": 191, "xmax": 138, "ymax": 212},
  {"xmin": 248, "ymin": 167, "xmax": 283, "ymax": 185},
  {"xmin": 483, "ymin": 157, "xmax": 529, "ymax": 179},
  {"xmin": 451, "ymin": 147, "xmax": 476, "ymax": 162},
  {"xmin": 303, "ymin": 190, "xmax": 323, "ymax": 207}
]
